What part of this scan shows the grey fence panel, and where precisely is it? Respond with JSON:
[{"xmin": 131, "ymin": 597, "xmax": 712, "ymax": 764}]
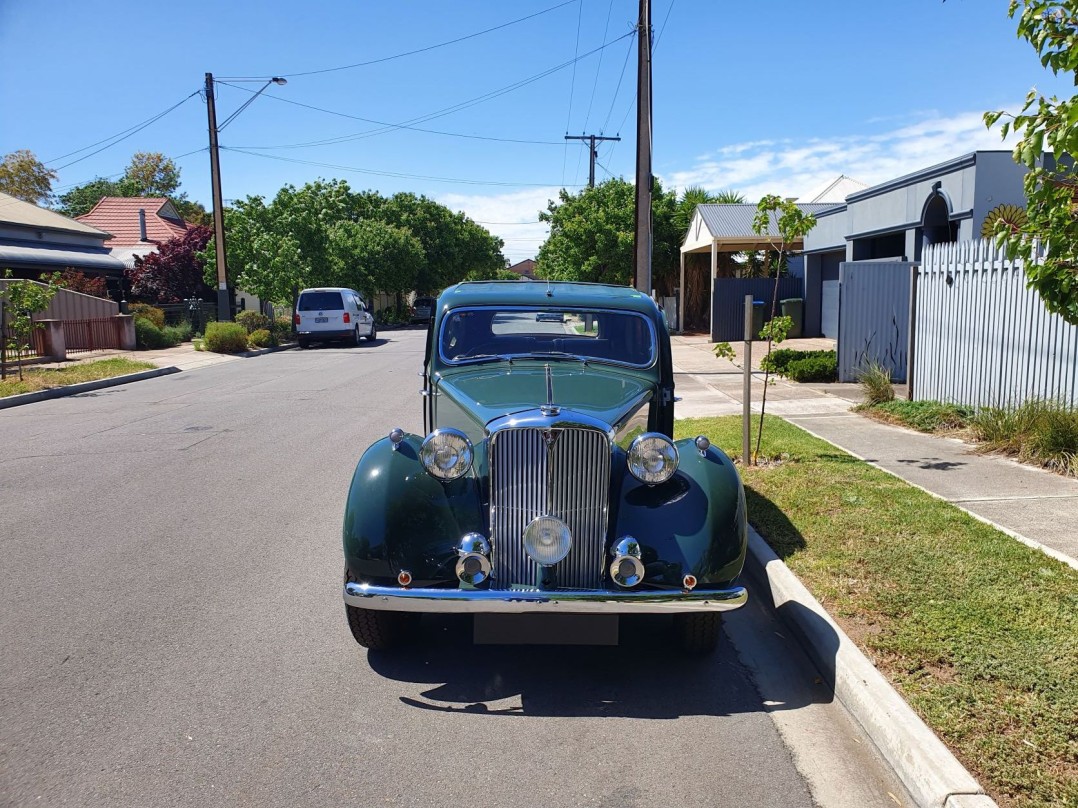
[
  {"xmin": 0, "ymin": 279, "xmax": 117, "ymax": 320},
  {"xmin": 710, "ymin": 277, "xmax": 802, "ymax": 342},
  {"xmin": 913, "ymin": 241, "xmax": 1078, "ymax": 408},
  {"xmin": 837, "ymin": 261, "xmax": 914, "ymax": 382}
]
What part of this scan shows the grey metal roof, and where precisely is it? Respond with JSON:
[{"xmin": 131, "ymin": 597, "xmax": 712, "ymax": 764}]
[
  {"xmin": 694, "ymin": 203, "xmax": 840, "ymax": 240},
  {"xmin": 0, "ymin": 191, "xmax": 112, "ymax": 238},
  {"xmin": 0, "ymin": 242, "xmax": 125, "ymax": 274}
]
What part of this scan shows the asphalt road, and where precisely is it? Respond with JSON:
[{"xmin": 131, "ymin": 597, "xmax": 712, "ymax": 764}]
[{"xmin": 1, "ymin": 328, "xmax": 908, "ymax": 808}]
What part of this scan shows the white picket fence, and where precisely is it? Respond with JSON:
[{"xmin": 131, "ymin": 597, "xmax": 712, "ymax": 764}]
[{"xmin": 913, "ymin": 240, "xmax": 1078, "ymax": 408}]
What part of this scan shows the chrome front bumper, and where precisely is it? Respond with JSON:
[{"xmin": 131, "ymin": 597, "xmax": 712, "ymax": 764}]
[{"xmin": 343, "ymin": 582, "xmax": 747, "ymax": 614}]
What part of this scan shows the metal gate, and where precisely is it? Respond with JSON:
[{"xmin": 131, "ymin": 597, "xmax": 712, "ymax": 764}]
[{"xmin": 837, "ymin": 261, "xmax": 915, "ymax": 382}]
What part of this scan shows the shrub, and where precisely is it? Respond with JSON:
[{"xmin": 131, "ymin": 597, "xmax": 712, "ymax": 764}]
[
  {"xmin": 271, "ymin": 316, "xmax": 293, "ymax": 342},
  {"xmin": 235, "ymin": 310, "xmax": 270, "ymax": 334},
  {"xmin": 871, "ymin": 400, "xmax": 973, "ymax": 432},
  {"xmin": 785, "ymin": 353, "xmax": 838, "ymax": 383},
  {"xmin": 972, "ymin": 401, "xmax": 1078, "ymax": 476},
  {"xmin": 135, "ymin": 318, "xmax": 190, "ymax": 349},
  {"xmin": 248, "ymin": 328, "xmax": 272, "ymax": 348},
  {"xmin": 203, "ymin": 322, "xmax": 250, "ymax": 353},
  {"xmin": 761, "ymin": 348, "xmax": 836, "ymax": 376},
  {"xmin": 857, "ymin": 360, "xmax": 895, "ymax": 404},
  {"xmin": 129, "ymin": 303, "xmax": 165, "ymax": 329}
]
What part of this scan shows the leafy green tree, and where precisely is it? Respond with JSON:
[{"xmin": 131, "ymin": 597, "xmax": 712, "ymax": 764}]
[
  {"xmin": 330, "ymin": 219, "xmax": 424, "ymax": 301},
  {"xmin": 55, "ymin": 152, "xmax": 205, "ymax": 220},
  {"xmin": 0, "ymin": 150, "xmax": 57, "ymax": 205},
  {"xmin": 536, "ymin": 177, "xmax": 679, "ymax": 291},
  {"xmin": 1, "ymin": 270, "xmax": 58, "ymax": 380},
  {"xmin": 984, "ymin": 0, "xmax": 1078, "ymax": 325}
]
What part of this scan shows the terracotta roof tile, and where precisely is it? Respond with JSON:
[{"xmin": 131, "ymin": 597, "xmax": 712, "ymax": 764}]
[{"xmin": 76, "ymin": 197, "xmax": 193, "ymax": 247}]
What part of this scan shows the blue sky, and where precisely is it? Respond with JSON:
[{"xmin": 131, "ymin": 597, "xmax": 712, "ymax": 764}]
[{"xmin": 0, "ymin": 0, "xmax": 1069, "ymax": 261}]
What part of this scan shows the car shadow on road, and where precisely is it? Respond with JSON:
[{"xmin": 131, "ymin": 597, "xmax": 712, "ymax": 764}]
[{"xmin": 365, "ymin": 611, "xmax": 831, "ymax": 720}]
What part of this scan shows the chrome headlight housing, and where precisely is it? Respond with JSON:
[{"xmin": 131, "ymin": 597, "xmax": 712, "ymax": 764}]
[
  {"xmin": 627, "ymin": 432, "xmax": 679, "ymax": 485},
  {"xmin": 522, "ymin": 515, "xmax": 572, "ymax": 566},
  {"xmin": 419, "ymin": 428, "xmax": 473, "ymax": 481}
]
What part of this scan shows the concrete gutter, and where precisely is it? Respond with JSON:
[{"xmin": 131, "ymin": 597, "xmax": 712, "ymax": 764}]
[
  {"xmin": 744, "ymin": 529, "xmax": 997, "ymax": 808},
  {"xmin": 0, "ymin": 367, "xmax": 180, "ymax": 410}
]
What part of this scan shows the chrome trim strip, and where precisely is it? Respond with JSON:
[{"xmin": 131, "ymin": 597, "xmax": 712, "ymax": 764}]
[{"xmin": 343, "ymin": 582, "xmax": 747, "ymax": 614}]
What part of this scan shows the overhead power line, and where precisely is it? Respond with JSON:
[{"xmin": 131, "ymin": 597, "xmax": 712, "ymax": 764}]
[
  {"xmin": 218, "ymin": 1, "xmax": 575, "ymax": 79},
  {"xmin": 223, "ymin": 147, "xmax": 583, "ymax": 189},
  {"xmin": 47, "ymin": 91, "xmax": 201, "ymax": 170},
  {"xmin": 51, "ymin": 147, "xmax": 208, "ymax": 193},
  {"xmin": 217, "ymin": 32, "xmax": 632, "ymax": 149}
]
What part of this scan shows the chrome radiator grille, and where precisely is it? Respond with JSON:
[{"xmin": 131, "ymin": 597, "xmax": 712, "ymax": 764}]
[{"xmin": 489, "ymin": 427, "xmax": 611, "ymax": 590}]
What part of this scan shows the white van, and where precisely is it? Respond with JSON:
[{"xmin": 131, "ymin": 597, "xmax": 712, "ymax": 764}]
[{"xmin": 294, "ymin": 287, "xmax": 377, "ymax": 348}]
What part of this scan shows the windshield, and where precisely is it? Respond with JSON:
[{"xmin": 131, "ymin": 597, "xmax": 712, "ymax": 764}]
[
  {"xmin": 298, "ymin": 291, "xmax": 344, "ymax": 311},
  {"xmin": 439, "ymin": 307, "xmax": 656, "ymax": 367}
]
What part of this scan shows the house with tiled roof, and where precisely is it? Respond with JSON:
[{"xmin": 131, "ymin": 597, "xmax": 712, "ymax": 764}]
[
  {"xmin": 77, "ymin": 197, "xmax": 194, "ymax": 269},
  {"xmin": 507, "ymin": 258, "xmax": 536, "ymax": 279}
]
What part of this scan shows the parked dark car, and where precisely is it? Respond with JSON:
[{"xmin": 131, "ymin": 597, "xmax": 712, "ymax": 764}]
[
  {"xmin": 411, "ymin": 296, "xmax": 436, "ymax": 324},
  {"xmin": 342, "ymin": 281, "xmax": 747, "ymax": 652}
]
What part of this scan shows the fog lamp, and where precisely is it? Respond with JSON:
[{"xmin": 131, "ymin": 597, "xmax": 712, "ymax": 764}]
[
  {"xmin": 456, "ymin": 533, "xmax": 492, "ymax": 585},
  {"xmin": 419, "ymin": 428, "xmax": 473, "ymax": 481},
  {"xmin": 522, "ymin": 515, "xmax": 572, "ymax": 566},
  {"xmin": 627, "ymin": 432, "xmax": 679, "ymax": 484},
  {"xmin": 609, "ymin": 536, "xmax": 645, "ymax": 588}
]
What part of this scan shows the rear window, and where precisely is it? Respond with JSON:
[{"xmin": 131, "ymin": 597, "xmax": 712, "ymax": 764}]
[{"xmin": 298, "ymin": 291, "xmax": 344, "ymax": 311}]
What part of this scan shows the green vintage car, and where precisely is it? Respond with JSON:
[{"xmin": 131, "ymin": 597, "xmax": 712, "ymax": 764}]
[{"xmin": 342, "ymin": 281, "xmax": 747, "ymax": 652}]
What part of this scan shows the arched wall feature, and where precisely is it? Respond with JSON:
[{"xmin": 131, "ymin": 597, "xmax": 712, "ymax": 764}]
[{"xmin": 921, "ymin": 192, "xmax": 958, "ymax": 249}]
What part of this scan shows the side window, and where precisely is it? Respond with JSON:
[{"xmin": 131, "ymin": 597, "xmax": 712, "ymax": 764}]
[{"xmin": 355, "ymin": 294, "xmax": 366, "ymax": 312}]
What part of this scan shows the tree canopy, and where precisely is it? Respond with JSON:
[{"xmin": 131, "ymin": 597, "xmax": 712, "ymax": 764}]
[
  {"xmin": 55, "ymin": 152, "xmax": 209, "ymax": 225},
  {"xmin": 0, "ymin": 150, "xmax": 56, "ymax": 205},
  {"xmin": 129, "ymin": 225, "xmax": 214, "ymax": 303},
  {"xmin": 985, "ymin": 0, "xmax": 1078, "ymax": 325},
  {"xmin": 202, "ymin": 180, "xmax": 505, "ymax": 304}
]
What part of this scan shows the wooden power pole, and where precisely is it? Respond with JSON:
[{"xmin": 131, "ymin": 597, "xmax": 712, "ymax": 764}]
[{"xmin": 632, "ymin": 0, "xmax": 653, "ymax": 295}]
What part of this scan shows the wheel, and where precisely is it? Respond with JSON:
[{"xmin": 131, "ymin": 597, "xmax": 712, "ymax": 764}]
[
  {"xmin": 350, "ymin": 326, "xmax": 361, "ymax": 347},
  {"xmin": 344, "ymin": 568, "xmax": 415, "ymax": 650},
  {"xmin": 345, "ymin": 603, "xmax": 413, "ymax": 650},
  {"xmin": 674, "ymin": 613, "xmax": 721, "ymax": 654},
  {"xmin": 298, "ymin": 338, "xmax": 309, "ymax": 349},
  {"xmin": 366, "ymin": 323, "xmax": 378, "ymax": 341}
]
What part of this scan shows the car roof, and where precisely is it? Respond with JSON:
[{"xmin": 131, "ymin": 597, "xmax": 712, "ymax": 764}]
[
  {"xmin": 298, "ymin": 287, "xmax": 358, "ymax": 293},
  {"xmin": 440, "ymin": 281, "xmax": 660, "ymax": 317}
]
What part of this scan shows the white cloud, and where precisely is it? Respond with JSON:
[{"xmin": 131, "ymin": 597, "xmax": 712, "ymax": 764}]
[
  {"xmin": 438, "ymin": 188, "xmax": 556, "ymax": 263},
  {"xmin": 663, "ymin": 109, "xmax": 1019, "ymax": 202}
]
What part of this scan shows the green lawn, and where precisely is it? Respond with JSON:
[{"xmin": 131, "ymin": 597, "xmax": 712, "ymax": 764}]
[
  {"xmin": 674, "ymin": 415, "xmax": 1078, "ymax": 808},
  {"xmin": 0, "ymin": 358, "xmax": 157, "ymax": 398}
]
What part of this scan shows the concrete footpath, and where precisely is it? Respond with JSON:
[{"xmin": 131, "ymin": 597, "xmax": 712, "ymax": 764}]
[{"xmin": 671, "ymin": 335, "xmax": 1078, "ymax": 569}]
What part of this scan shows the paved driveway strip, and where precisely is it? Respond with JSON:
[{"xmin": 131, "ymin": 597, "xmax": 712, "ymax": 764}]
[{"xmin": 0, "ymin": 329, "xmax": 910, "ymax": 808}]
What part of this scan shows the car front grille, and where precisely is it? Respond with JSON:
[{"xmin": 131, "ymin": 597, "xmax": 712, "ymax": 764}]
[{"xmin": 489, "ymin": 427, "xmax": 611, "ymax": 590}]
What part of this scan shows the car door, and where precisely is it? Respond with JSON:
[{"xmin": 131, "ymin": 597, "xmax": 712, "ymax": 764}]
[{"xmin": 354, "ymin": 294, "xmax": 374, "ymax": 335}]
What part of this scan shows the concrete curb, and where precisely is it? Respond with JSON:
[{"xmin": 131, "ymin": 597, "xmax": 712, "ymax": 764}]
[
  {"xmin": 0, "ymin": 366, "xmax": 180, "ymax": 410},
  {"xmin": 237, "ymin": 343, "xmax": 296, "ymax": 358},
  {"xmin": 786, "ymin": 416, "xmax": 1078, "ymax": 572},
  {"xmin": 744, "ymin": 528, "xmax": 996, "ymax": 808}
]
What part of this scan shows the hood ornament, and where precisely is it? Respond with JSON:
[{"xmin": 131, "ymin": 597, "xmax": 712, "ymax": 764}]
[{"xmin": 540, "ymin": 364, "xmax": 561, "ymax": 416}]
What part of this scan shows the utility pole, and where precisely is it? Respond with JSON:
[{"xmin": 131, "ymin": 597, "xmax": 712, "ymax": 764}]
[
  {"xmin": 564, "ymin": 133, "xmax": 620, "ymax": 188},
  {"xmin": 632, "ymin": 0, "xmax": 653, "ymax": 296},
  {"xmin": 205, "ymin": 72, "xmax": 230, "ymax": 323}
]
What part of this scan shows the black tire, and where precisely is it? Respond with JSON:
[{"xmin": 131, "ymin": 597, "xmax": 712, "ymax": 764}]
[
  {"xmin": 298, "ymin": 338, "xmax": 309, "ymax": 349},
  {"xmin": 674, "ymin": 613, "xmax": 722, "ymax": 654},
  {"xmin": 345, "ymin": 603, "xmax": 413, "ymax": 650},
  {"xmin": 352, "ymin": 326, "xmax": 361, "ymax": 347},
  {"xmin": 366, "ymin": 323, "xmax": 378, "ymax": 341},
  {"xmin": 344, "ymin": 568, "xmax": 414, "ymax": 650}
]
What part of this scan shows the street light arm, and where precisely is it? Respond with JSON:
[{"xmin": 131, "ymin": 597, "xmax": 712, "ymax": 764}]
[{"xmin": 218, "ymin": 77, "xmax": 286, "ymax": 131}]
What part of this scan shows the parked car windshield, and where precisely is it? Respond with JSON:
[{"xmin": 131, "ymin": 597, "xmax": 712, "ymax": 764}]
[
  {"xmin": 298, "ymin": 291, "xmax": 344, "ymax": 311},
  {"xmin": 439, "ymin": 307, "xmax": 656, "ymax": 367}
]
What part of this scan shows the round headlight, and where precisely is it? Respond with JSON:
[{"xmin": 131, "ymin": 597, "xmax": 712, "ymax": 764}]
[
  {"xmin": 522, "ymin": 515, "xmax": 572, "ymax": 566},
  {"xmin": 419, "ymin": 428, "xmax": 473, "ymax": 481},
  {"xmin": 627, "ymin": 432, "xmax": 679, "ymax": 484}
]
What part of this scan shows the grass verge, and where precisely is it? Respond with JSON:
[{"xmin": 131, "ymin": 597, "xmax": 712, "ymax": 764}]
[
  {"xmin": 675, "ymin": 415, "xmax": 1078, "ymax": 808},
  {"xmin": 0, "ymin": 358, "xmax": 157, "ymax": 398}
]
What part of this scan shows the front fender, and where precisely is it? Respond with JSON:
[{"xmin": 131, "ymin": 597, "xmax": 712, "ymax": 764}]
[
  {"xmin": 611, "ymin": 439, "xmax": 747, "ymax": 587},
  {"xmin": 342, "ymin": 435, "xmax": 486, "ymax": 585}
]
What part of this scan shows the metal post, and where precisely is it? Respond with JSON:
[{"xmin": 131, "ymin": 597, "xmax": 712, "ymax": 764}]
[
  {"xmin": 907, "ymin": 265, "xmax": 919, "ymax": 400},
  {"xmin": 206, "ymin": 72, "xmax": 230, "ymax": 323},
  {"xmin": 743, "ymin": 294, "xmax": 752, "ymax": 465},
  {"xmin": 632, "ymin": 0, "xmax": 652, "ymax": 294}
]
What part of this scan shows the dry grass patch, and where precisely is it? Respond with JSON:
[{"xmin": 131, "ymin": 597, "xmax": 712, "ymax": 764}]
[{"xmin": 0, "ymin": 358, "xmax": 157, "ymax": 398}]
